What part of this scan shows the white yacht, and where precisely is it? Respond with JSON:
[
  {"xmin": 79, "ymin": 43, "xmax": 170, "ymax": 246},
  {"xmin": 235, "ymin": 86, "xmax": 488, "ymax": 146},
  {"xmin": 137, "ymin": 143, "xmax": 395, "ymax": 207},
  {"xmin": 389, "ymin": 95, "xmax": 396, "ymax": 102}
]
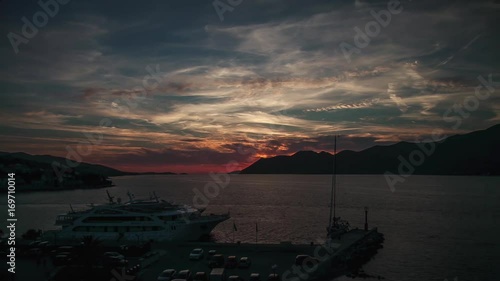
[{"xmin": 53, "ymin": 191, "xmax": 229, "ymax": 242}]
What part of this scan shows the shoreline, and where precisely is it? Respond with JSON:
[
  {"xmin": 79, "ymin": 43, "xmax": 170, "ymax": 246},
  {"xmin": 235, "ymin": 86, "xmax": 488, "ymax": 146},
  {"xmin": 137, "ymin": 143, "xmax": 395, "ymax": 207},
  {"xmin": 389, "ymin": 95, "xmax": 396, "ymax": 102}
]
[{"xmin": 10, "ymin": 184, "xmax": 115, "ymax": 194}]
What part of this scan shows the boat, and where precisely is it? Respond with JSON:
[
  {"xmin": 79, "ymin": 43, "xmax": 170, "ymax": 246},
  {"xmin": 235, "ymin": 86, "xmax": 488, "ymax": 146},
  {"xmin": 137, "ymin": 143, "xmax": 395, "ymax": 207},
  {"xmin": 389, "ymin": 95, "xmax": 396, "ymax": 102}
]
[
  {"xmin": 51, "ymin": 191, "xmax": 230, "ymax": 242},
  {"xmin": 320, "ymin": 135, "xmax": 384, "ymax": 279},
  {"xmin": 327, "ymin": 135, "xmax": 350, "ymax": 240}
]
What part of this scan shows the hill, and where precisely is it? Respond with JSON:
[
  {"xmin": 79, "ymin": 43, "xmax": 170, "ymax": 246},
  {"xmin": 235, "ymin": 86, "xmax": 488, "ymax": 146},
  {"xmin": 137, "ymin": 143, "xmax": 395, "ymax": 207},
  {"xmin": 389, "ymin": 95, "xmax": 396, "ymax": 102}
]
[
  {"xmin": 240, "ymin": 124, "xmax": 500, "ymax": 175},
  {"xmin": 0, "ymin": 152, "xmax": 175, "ymax": 191},
  {"xmin": 0, "ymin": 152, "xmax": 125, "ymax": 176}
]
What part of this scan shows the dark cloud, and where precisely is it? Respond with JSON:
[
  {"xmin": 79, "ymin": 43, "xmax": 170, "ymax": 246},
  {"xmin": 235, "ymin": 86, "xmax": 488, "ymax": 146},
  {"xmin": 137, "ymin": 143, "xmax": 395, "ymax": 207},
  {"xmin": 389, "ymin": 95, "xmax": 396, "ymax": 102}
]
[
  {"xmin": 1, "ymin": 0, "xmax": 499, "ymax": 172},
  {"xmin": 103, "ymin": 146, "xmax": 254, "ymax": 167}
]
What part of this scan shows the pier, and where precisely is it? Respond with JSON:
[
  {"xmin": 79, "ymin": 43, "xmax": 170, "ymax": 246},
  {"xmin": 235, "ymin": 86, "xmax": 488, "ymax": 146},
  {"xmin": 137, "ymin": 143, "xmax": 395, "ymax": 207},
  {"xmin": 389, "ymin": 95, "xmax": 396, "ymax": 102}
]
[{"xmin": 27, "ymin": 227, "xmax": 383, "ymax": 281}]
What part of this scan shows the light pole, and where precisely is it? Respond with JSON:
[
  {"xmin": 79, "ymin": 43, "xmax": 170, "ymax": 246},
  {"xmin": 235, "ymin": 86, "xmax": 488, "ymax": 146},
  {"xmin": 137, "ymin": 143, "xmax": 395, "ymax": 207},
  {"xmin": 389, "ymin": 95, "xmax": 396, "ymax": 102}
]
[{"xmin": 364, "ymin": 206, "xmax": 368, "ymax": 231}]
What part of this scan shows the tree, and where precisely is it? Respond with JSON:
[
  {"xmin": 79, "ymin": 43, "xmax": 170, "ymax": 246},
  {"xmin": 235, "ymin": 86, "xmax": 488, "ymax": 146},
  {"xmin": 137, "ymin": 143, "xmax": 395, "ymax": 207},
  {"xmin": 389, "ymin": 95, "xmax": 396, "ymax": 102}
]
[
  {"xmin": 21, "ymin": 228, "xmax": 42, "ymax": 240},
  {"xmin": 79, "ymin": 235, "xmax": 102, "ymax": 274}
]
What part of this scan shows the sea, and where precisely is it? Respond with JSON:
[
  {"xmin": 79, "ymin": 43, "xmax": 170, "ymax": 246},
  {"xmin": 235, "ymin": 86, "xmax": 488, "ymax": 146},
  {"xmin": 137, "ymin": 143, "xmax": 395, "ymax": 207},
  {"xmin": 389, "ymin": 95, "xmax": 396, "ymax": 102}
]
[{"xmin": 1, "ymin": 174, "xmax": 499, "ymax": 281}]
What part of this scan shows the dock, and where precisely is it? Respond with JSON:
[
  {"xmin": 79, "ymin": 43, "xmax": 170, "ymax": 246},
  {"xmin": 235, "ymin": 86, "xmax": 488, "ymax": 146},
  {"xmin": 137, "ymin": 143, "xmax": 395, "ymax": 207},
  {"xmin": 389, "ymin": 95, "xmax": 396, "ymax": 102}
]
[
  {"xmin": 136, "ymin": 228, "xmax": 383, "ymax": 281},
  {"xmin": 30, "ymin": 227, "xmax": 383, "ymax": 281}
]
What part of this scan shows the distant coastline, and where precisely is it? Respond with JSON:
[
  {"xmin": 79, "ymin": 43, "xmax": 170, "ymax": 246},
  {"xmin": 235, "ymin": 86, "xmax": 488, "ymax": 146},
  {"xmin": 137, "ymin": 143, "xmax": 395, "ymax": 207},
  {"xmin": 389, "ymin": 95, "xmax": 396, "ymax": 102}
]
[
  {"xmin": 6, "ymin": 173, "xmax": 187, "ymax": 193},
  {"xmin": 0, "ymin": 152, "xmax": 181, "ymax": 192},
  {"xmin": 12, "ymin": 183, "xmax": 115, "ymax": 193},
  {"xmin": 2, "ymin": 124, "xmax": 499, "ymax": 192}
]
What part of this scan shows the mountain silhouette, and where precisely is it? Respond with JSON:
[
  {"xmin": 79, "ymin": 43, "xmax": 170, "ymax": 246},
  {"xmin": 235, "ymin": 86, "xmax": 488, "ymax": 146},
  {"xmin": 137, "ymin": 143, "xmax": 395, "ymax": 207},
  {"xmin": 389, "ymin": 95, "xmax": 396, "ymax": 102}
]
[{"xmin": 240, "ymin": 124, "xmax": 500, "ymax": 175}]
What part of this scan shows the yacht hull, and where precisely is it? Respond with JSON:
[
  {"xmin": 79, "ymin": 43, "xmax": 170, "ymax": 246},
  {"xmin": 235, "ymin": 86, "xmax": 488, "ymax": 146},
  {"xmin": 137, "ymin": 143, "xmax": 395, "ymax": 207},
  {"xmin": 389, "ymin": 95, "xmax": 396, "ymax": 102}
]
[{"xmin": 52, "ymin": 216, "xmax": 228, "ymax": 242}]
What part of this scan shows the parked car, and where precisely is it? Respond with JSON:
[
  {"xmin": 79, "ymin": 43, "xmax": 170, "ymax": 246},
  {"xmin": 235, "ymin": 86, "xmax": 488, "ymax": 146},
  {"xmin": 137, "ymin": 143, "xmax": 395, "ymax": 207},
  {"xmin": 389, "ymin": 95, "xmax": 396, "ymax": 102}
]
[
  {"xmin": 209, "ymin": 268, "xmax": 225, "ymax": 281},
  {"xmin": 157, "ymin": 269, "xmax": 176, "ymax": 281},
  {"xmin": 25, "ymin": 248, "xmax": 42, "ymax": 257},
  {"xmin": 209, "ymin": 254, "xmax": 225, "ymax": 268},
  {"xmin": 267, "ymin": 273, "xmax": 279, "ymax": 281},
  {"xmin": 189, "ymin": 248, "xmax": 204, "ymax": 260},
  {"xmin": 54, "ymin": 246, "xmax": 74, "ymax": 255},
  {"xmin": 207, "ymin": 250, "xmax": 217, "ymax": 260},
  {"xmin": 55, "ymin": 251, "xmax": 74, "ymax": 260},
  {"xmin": 51, "ymin": 246, "xmax": 74, "ymax": 257},
  {"xmin": 228, "ymin": 276, "xmax": 245, "ymax": 281},
  {"xmin": 104, "ymin": 252, "xmax": 126, "ymax": 260},
  {"xmin": 225, "ymin": 256, "xmax": 238, "ymax": 268},
  {"xmin": 53, "ymin": 254, "xmax": 72, "ymax": 266},
  {"xmin": 193, "ymin": 272, "xmax": 208, "ymax": 281},
  {"xmin": 294, "ymin": 255, "xmax": 320, "ymax": 266},
  {"xmin": 120, "ymin": 244, "xmax": 149, "ymax": 257},
  {"xmin": 249, "ymin": 273, "xmax": 260, "ymax": 281},
  {"xmin": 37, "ymin": 241, "xmax": 52, "ymax": 253},
  {"xmin": 238, "ymin": 257, "xmax": 251, "ymax": 268},
  {"xmin": 37, "ymin": 241, "xmax": 50, "ymax": 248},
  {"xmin": 28, "ymin": 240, "xmax": 41, "ymax": 247},
  {"xmin": 103, "ymin": 256, "xmax": 128, "ymax": 267},
  {"xmin": 127, "ymin": 264, "xmax": 142, "ymax": 276},
  {"xmin": 177, "ymin": 269, "xmax": 192, "ymax": 281}
]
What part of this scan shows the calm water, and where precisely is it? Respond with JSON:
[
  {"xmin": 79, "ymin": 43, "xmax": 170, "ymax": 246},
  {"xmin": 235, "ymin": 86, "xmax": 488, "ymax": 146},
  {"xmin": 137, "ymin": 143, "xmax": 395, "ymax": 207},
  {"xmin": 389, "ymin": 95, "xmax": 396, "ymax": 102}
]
[{"xmin": 1, "ymin": 175, "xmax": 499, "ymax": 281}]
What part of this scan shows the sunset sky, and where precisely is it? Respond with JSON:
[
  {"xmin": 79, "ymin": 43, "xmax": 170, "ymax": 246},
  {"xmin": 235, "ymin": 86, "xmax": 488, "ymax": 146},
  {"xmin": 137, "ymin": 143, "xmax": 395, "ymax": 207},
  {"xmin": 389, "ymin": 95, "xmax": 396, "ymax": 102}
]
[{"xmin": 1, "ymin": 0, "xmax": 499, "ymax": 173}]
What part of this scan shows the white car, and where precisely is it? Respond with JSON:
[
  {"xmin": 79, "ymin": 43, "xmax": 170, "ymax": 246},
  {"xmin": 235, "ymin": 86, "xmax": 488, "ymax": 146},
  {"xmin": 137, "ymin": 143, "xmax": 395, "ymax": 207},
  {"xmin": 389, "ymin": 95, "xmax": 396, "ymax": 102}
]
[
  {"xmin": 189, "ymin": 248, "xmax": 204, "ymax": 260},
  {"xmin": 104, "ymin": 251, "xmax": 125, "ymax": 260},
  {"xmin": 158, "ymin": 269, "xmax": 176, "ymax": 281}
]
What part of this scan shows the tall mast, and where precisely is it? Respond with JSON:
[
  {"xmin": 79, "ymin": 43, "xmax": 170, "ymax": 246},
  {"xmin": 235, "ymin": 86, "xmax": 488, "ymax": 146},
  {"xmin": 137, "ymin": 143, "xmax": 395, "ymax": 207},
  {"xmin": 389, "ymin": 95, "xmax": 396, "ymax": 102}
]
[
  {"xmin": 328, "ymin": 135, "xmax": 337, "ymax": 230},
  {"xmin": 333, "ymin": 135, "xmax": 337, "ymax": 221},
  {"xmin": 106, "ymin": 190, "xmax": 114, "ymax": 204}
]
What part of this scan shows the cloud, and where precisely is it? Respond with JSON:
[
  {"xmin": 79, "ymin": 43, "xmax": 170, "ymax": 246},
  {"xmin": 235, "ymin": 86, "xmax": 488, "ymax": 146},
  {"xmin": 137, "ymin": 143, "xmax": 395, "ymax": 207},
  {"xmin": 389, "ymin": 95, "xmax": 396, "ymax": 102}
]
[
  {"xmin": 0, "ymin": 0, "xmax": 499, "ymax": 172},
  {"xmin": 305, "ymin": 98, "xmax": 380, "ymax": 112}
]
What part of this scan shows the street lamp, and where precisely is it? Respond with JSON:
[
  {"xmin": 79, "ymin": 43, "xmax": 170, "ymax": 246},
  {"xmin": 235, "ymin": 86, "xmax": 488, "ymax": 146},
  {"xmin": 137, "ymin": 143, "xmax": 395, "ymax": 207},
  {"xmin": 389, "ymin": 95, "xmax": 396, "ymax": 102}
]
[{"xmin": 364, "ymin": 207, "xmax": 369, "ymax": 231}]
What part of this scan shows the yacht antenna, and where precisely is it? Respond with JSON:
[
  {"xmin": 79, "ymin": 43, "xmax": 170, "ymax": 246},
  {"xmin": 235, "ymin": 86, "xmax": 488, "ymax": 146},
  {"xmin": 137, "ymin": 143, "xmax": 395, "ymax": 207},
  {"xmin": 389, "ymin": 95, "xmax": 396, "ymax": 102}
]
[
  {"xmin": 106, "ymin": 190, "xmax": 115, "ymax": 204},
  {"xmin": 153, "ymin": 191, "xmax": 159, "ymax": 202},
  {"xmin": 127, "ymin": 191, "xmax": 135, "ymax": 201},
  {"xmin": 69, "ymin": 204, "xmax": 74, "ymax": 213}
]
